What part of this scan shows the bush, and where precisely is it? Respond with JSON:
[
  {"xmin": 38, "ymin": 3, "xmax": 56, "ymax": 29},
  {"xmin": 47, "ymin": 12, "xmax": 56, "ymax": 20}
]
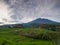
[
  {"xmin": 17, "ymin": 30, "xmax": 57, "ymax": 40},
  {"xmin": 25, "ymin": 32, "xmax": 57, "ymax": 40}
]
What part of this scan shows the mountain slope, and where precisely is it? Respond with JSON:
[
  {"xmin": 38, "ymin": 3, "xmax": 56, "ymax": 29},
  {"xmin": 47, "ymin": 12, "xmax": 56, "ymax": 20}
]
[
  {"xmin": 22, "ymin": 18, "xmax": 60, "ymax": 27},
  {"xmin": 0, "ymin": 18, "xmax": 60, "ymax": 28},
  {"xmin": 28, "ymin": 18, "xmax": 60, "ymax": 24}
]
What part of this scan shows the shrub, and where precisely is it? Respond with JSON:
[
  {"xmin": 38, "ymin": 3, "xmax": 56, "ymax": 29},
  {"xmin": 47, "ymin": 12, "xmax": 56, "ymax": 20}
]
[{"xmin": 17, "ymin": 30, "xmax": 57, "ymax": 40}]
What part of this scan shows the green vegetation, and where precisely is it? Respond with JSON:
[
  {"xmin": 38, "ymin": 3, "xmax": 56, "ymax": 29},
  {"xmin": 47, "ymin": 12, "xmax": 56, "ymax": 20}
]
[{"xmin": 0, "ymin": 28, "xmax": 56, "ymax": 45}]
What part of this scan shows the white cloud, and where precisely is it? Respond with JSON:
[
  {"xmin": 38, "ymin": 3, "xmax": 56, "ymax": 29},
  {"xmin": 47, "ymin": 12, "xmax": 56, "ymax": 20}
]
[{"xmin": 0, "ymin": 1, "xmax": 13, "ymax": 24}]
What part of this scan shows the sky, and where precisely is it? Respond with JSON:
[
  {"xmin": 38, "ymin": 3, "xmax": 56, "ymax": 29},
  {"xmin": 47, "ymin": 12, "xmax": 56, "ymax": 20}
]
[{"xmin": 0, "ymin": 0, "xmax": 60, "ymax": 25}]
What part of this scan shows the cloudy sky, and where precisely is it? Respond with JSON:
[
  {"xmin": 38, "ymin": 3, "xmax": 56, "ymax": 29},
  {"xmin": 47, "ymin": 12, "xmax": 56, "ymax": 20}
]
[{"xmin": 0, "ymin": 0, "xmax": 60, "ymax": 24}]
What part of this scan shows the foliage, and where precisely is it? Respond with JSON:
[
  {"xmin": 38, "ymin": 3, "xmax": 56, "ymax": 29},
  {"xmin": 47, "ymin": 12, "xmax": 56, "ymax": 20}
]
[
  {"xmin": 16, "ymin": 28, "xmax": 57, "ymax": 40},
  {"xmin": 0, "ymin": 28, "xmax": 53, "ymax": 45}
]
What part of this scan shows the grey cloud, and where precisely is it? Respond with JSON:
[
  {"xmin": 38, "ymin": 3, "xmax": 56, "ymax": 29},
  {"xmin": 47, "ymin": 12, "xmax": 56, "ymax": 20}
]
[{"xmin": 3, "ymin": 0, "xmax": 60, "ymax": 22}]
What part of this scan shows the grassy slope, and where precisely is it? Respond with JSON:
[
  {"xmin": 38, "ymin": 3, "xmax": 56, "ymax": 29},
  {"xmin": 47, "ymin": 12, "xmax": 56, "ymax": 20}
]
[{"xmin": 0, "ymin": 28, "xmax": 52, "ymax": 45}]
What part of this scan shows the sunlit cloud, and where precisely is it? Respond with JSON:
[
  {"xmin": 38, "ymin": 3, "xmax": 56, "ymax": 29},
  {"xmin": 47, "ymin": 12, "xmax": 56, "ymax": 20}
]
[{"xmin": 0, "ymin": 0, "xmax": 13, "ymax": 24}]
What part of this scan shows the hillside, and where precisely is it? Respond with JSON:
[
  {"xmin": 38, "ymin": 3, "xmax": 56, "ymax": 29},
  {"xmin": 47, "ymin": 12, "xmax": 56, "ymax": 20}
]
[
  {"xmin": 0, "ymin": 28, "xmax": 56, "ymax": 45},
  {"xmin": 28, "ymin": 18, "xmax": 60, "ymax": 24}
]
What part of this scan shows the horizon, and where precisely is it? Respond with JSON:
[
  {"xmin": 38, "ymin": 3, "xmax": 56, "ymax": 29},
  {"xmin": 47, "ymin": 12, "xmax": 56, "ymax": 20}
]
[{"xmin": 0, "ymin": 18, "xmax": 60, "ymax": 25}]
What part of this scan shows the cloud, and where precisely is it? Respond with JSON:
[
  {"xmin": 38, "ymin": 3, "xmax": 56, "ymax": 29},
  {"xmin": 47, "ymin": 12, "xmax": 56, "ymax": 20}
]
[
  {"xmin": 0, "ymin": 0, "xmax": 60, "ymax": 25},
  {"xmin": 0, "ymin": 0, "xmax": 13, "ymax": 24},
  {"xmin": 8, "ymin": 0, "xmax": 60, "ymax": 22}
]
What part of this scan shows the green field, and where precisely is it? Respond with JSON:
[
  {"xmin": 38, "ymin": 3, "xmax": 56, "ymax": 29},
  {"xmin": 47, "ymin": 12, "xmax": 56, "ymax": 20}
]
[{"xmin": 0, "ymin": 28, "xmax": 56, "ymax": 45}]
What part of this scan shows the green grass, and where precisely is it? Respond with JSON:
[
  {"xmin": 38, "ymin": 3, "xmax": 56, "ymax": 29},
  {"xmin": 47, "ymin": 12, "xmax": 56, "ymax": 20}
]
[{"xmin": 0, "ymin": 28, "xmax": 53, "ymax": 45}]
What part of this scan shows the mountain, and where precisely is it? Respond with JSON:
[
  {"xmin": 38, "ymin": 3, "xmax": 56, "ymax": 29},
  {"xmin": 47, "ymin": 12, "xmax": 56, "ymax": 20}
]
[
  {"xmin": 28, "ymin": 18, "xmax": 60, "ymax": 24},
  {"xmin": 22, "ymin": 18, "xmax": 60, "ymax": 27},
  {"xmin": 0, "ymin": 18, "xmax": 60, "ymax": 28}
]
